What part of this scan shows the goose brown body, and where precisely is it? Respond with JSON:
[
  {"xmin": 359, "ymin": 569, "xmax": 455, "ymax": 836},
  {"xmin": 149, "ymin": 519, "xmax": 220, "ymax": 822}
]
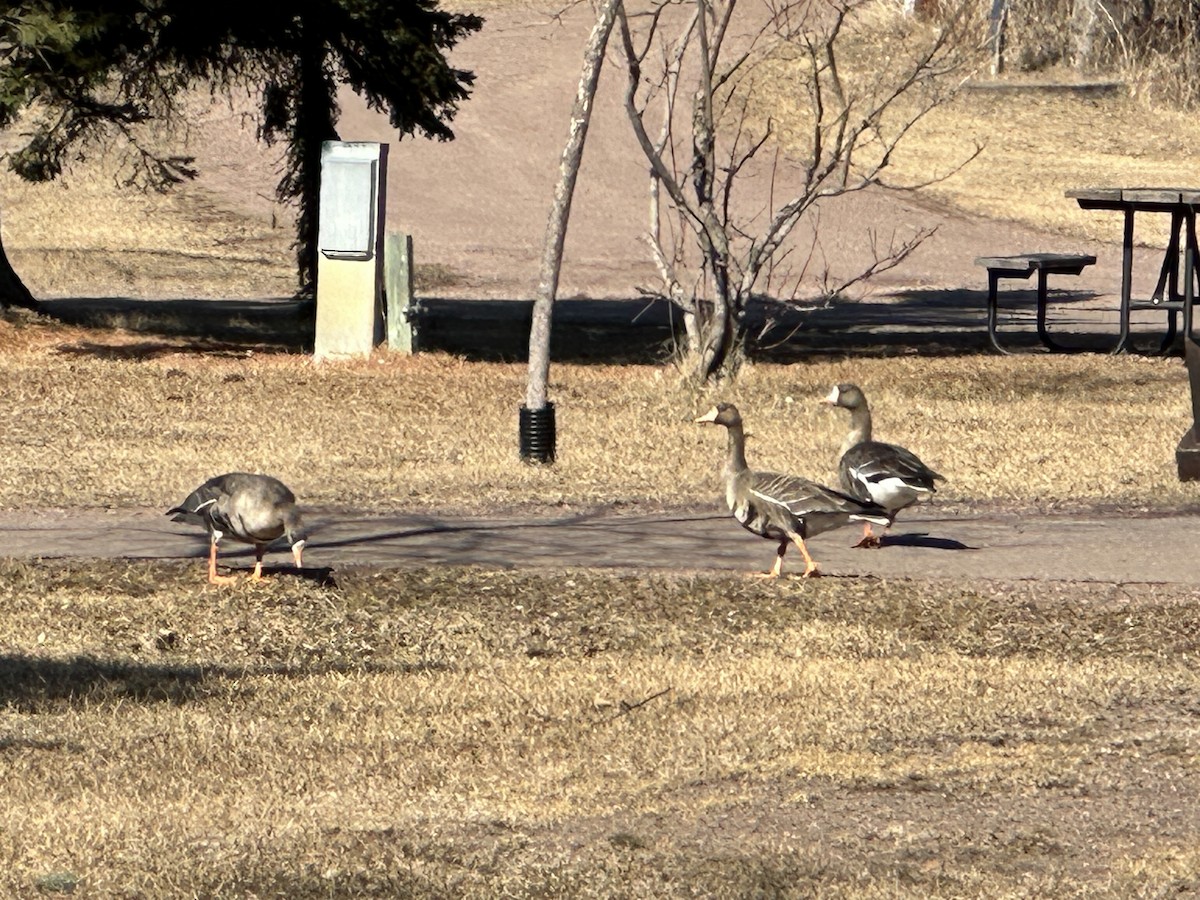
[
  {"xmin": 696, "ymin": 403, "xmax": 890, "ymax": 577},
  {"xmin": 168, "ymin": 473, "xmax": 307, "ymax": 584},
  {"xmin": 825, "ymin": 383, "xmax": 943, "ymax": 547}
]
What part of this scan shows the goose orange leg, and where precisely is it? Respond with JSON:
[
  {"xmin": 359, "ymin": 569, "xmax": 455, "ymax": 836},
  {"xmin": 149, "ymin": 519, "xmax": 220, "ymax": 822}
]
[
  {"xmin": 853, "ymin": 522, "xmax": 882, "ymax": 549},
  {"xmin": 790, "ymin": 535, "xmax": 821, "ymax": 577},
  {"xmin": 207, "ymin": 538, "xmax": 238, "ymax": 585},
  {"xmin": 757, "ymin": 536, "xmax": 820, "ymax": 578},
  {"xmin": 751, "ymin": 539, "xmax": 790, "ymax": 578},
  {"xmin": 249, "ymin": 546, "xmax": 267, "ymax": 582}
]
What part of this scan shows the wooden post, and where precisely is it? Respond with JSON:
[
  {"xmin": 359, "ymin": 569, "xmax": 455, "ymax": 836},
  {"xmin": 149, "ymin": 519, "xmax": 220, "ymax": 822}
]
[{"xmin": 384, "ymin": 232, "xmax": 416, "ymax": 353}]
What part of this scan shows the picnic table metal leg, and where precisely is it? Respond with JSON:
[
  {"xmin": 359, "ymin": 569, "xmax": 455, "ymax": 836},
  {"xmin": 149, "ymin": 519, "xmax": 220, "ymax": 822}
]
[
  {"xmin": 1113, "ymin": 206, "xmax": 1135, "ymax": 354},
  {"xmin": 1035, "ymin": 268, "xmax": 1069, "ymax": 352},
  {"xmin": 1187, "ymin": 210, "xmax": 1197, "ymax": 340},
  {"xmin": 1152, "ymin": 210, "xmax": 1185, "ymax": 354},
  {"xmin": 1182, "ymin": 213, "xmax": 1200, "ymax": 481},
  {"xmin": 1152, "ymin": 209, "xmax": 1182, "ymax": 303},
  {"xmin": 1159, "ymin": 309, "xmax": 1179, "ymax": 354},
  {"xmin": 986, "ymin": 269, "xmax": 1011, "ymax": 354}
]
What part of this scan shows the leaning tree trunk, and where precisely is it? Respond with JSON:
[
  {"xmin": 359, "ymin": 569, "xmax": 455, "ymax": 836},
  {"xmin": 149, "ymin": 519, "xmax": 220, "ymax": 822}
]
[
  {"xmin": 0, "ymin": 210, "xmax": 37, "ymax": 311},
  {"xmin": 523, "ymin": 0, "xmax": 622, "ymax": 460}
]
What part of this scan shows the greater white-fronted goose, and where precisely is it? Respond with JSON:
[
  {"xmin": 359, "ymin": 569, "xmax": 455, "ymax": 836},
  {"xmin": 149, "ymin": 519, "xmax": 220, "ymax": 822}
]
[
  {"xmin": 696, "ymin": 403, "xmax": 890, "ymax": 577},
  {"xmin": 168, "ymin": 473, "xmax": 307, "ymax": 584},
  {"xmin": 824, "ymin": 383, "xmax": 943, "ymax": 548}
]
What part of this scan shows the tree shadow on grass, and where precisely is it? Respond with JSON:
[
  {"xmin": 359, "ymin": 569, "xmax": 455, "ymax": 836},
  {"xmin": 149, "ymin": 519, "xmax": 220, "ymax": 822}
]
[
  {"xmin": 0, "ymin": 653, "xmax": 451, "ymax": 713},
  {"xmin": 53, "ymin": 340, "xmax": 273, "ymax": 361},
  {"xmin": 0, "ymin": 654, "xmax": 218, "ymax": 710},
  {"xmin": 38, "ymin": 296, "xmax": 313, "ymax": 351},
  {"xmin": 34, "ymin": 285, "xmax": 1140, "ymax": 363}
]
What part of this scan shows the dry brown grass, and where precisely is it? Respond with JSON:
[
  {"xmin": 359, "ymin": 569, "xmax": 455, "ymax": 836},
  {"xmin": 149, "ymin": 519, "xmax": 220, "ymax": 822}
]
[
  {"xmin": 2, "ymin": 559, "xmax": 1199, "ymax": 897},
  {"xmin": 0, "ymin": 89, "xmax": 301, "ymax": 301},
  {"xmin": 748, "ymin": 3, "xmax": 1200, "ymax": 249},
  {"xmin": 0, "ymin": 313, "xmax": 1192, "ymax": 513},
  {"xmin": 885, "ymin": 89, "xmax": 1200, "ymax": 249},
  {"xmin": 0, "ymin": 157, "xmax": 298, "ymax": 301}
]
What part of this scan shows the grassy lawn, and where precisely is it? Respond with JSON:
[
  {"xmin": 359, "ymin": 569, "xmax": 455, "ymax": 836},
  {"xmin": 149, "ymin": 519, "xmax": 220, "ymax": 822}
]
[
  {"xmin": 2, "ymin": 320, "xmax": 1197, "ymax": 895},
  {"xmin": 0, "ymin": 313, "xmax": 1194, "ymax": 514},
  {"xmin": 3, "ymin": 560, "xmax": 1200, "ymax": 897},
  {"xmin": 5, "ymin": 3, "xmax": 1200, "ymax": 896}
]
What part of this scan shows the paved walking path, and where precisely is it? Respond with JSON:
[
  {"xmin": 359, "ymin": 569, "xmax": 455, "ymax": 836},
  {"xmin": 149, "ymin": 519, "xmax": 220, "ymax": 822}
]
[{"xmin": 1, "ymin": 506, "xmax": 1197, "ymax": 585}]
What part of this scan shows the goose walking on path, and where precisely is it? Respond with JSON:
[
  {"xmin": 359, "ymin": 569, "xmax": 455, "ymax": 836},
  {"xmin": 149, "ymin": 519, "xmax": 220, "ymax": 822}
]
[
  {"xmin": 824, "ymin": 383, "xmax": 944, "ymax": 548},
  {"xmin": 168, "ymin": 473, "xmax": 307, "ymax": 584},
  {"xmin": 696, "ymin": 403, "xmax": 890, "ymax": 577}
]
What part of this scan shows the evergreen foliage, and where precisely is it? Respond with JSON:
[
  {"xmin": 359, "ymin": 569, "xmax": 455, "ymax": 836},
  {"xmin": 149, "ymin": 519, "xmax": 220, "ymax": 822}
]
[{"xmin": 0, "ymin": 1, "xmax": 482, "ymax": 300}]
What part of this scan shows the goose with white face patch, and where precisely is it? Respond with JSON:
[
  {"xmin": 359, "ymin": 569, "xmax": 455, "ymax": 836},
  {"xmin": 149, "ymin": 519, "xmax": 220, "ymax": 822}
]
[
  {"xmin": 824, "ymin": 383, "xmax": 944, "ymax": 548},
  {"xmin": 696, "ymin": 403, "xmax": 890, "ymax": 577}
]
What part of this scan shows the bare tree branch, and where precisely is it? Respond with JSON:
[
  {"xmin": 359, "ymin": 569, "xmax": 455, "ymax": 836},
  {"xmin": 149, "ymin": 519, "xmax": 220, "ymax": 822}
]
[{"xmin": 616, "ymin": 0, "xmax": 981, "ymax": 380}]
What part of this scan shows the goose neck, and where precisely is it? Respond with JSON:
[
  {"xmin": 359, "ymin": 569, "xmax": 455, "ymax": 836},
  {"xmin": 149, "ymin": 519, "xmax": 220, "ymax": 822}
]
[
  {"xmin": 841, "ymin": 405, "xmax": 873, "ymax": 456},
  {"xmin": 724, "ymin": 422, "xmax": 749, "ymax": 477}
]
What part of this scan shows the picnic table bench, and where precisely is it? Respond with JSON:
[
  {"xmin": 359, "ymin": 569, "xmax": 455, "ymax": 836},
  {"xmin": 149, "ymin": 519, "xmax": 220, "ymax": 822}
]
[{"xmin": 976, "ymin": 252, "xmax": 1097, "ymax": 354}]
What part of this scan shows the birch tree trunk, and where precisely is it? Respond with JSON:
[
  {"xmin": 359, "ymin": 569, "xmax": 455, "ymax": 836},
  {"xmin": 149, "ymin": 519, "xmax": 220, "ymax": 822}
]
[{"xmin": 524, "ymin": 0, "xmax": 622, "ymax": 412}]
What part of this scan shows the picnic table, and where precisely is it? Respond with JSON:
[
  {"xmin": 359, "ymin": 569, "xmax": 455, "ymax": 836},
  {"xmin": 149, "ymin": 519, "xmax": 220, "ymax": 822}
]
[{"xmin": 1067, "ymin": 187, "xmax": 1200, "ymax": 353}]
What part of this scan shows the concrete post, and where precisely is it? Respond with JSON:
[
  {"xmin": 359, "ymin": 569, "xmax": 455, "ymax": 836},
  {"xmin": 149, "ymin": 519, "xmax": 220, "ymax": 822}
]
[{"xmin": 384, "ymin": 232, "xmax": 416, "ymax": 353}]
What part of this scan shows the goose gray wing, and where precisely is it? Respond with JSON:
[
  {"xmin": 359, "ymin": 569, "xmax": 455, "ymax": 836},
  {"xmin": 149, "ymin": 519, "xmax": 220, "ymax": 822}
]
[
  {"xmin": 166, "ymin": 474, "xmax": 236, "ymax": 528},
  {"xmin": 167, "ymin": 473, "xmax": 295, "ymax": 543},
  {"xmin": 839, "ymin": 440, "xmax": 943, "ymax": 511},
  {"xmin": 743, "ymin": 471, "xmax": 890, "ymax": 539}
]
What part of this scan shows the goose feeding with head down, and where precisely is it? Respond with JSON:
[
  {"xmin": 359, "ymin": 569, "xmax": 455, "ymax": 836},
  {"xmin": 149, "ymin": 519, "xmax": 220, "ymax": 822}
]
[
  {"xmin": 696, "ymin": 403, "xmax": 890, "ymax": 577},
  {"xmin": 168, "ymin": 473, "xmax": 307, "ymax": 584},
  {"xmin": 824, "ymin": 383, "xmax": 944, "ymax": 548}
]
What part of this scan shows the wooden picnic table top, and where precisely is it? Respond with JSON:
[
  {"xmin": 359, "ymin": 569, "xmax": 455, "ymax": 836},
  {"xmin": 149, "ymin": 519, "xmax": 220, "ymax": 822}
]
[
  {"xmin": 975, "ymin": 252, "xmax": 1096, "ymax": 271},
  {"xmin": 1067, "ymin": 187, "xmax": 1200, "ymax": 205}
]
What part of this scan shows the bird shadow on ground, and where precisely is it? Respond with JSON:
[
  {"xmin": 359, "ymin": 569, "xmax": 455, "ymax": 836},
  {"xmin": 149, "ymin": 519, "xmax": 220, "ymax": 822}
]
[
  {"xmin": 254, "ymin": 565, "xmax": 338, "ymax": 587},
  {"xmin": 200, "ymin": 560, "xmax": 337, "ymax": 587},
  {"xmin": 882, "ymin": 532, "xmax": 975, "ymax": 551}
]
